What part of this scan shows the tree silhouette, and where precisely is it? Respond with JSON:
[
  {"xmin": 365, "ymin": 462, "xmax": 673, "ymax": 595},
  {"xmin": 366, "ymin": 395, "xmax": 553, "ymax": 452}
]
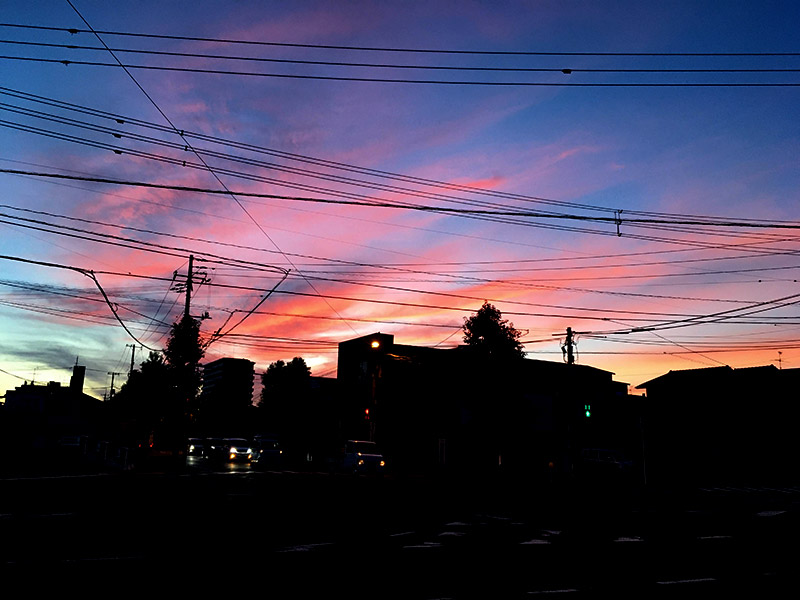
[
  {"xmin": 260, "ymin": 357, "xmax": 311, "ymax": 407},
  {"xmin": 259, "ymin": 357, "xmax": 313, "ymax": 461},
  {"xmin": 164, "ymin": 315, "xmax": 204, "ymax": 403},
  {"xmin": 463, "ymin": 301, "xmax": 525, "ymax": 360},
  {"xmin": 110, "ymin": 317, "xmax": 204, "ymax": 449}
]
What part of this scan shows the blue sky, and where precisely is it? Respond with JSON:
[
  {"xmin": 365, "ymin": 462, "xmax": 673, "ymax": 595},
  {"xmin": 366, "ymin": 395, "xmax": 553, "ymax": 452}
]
[{"xmin": 1, "ymin": 1, "xmax": 799, "ymax": 399}]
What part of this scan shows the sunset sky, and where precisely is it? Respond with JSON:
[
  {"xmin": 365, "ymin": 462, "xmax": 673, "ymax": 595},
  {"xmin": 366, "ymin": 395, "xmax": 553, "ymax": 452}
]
[{"xmin": 1, "ymin": 1, "xmax": 799, "ymax": 400}]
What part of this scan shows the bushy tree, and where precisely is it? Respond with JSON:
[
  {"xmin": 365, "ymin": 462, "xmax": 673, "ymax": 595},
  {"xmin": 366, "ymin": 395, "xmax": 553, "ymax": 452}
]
[
  {"xmin": 109, "ymin": 316, "xmax": 205, "ymax": 450},
  {"xmin": 164, "ymin": 315, "xmax": 204, "ymax": 403},
  {"xmin": 463, "ymin": 301, "xmax": 525, "ymax": 360},
  {"xmin": 260, "ymin": 357, "xmax": 311, "ymax": 406}
]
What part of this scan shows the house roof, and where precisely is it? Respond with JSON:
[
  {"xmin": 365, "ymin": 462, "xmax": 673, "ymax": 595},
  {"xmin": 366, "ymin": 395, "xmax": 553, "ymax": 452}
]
[
  {"xmin": 635, "ymin": 364, "xmax": 783, "ymax": 390},
  {"xmin": 635, "ymin": 366, "xmax": 733, "ymax": 390}
]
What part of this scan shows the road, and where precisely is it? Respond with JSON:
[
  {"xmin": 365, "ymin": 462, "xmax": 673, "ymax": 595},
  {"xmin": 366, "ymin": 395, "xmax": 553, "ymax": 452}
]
[{"xmin": 0, "ymin": 460, "xmax": 796, "ymax": 598}]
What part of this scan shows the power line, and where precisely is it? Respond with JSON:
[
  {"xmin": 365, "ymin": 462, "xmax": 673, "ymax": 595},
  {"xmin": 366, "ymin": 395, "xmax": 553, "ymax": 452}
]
[
  {"xmin": 3, "ymin": 168, "xmax": 798, "ymax": 232},
  {"xmin": 65, "ymin": 2, "xmax": 360, "ymax": 336},
  {"xmin": 0, "ymin": 253, "xmax": 160, "ymax": 351},
  {"xmin": 3, "ymin": 23, "xmax": 799, "ymax": 57},
  {"xmin": 5, "ymin": 86, "xmax": 800, "ymax": 234},
  {"xmin": 4, "ymin": 54, "xmax": 798, "ymax": 86},
  {"xmin": 4, "ymin": 211, "xmax": 798, "ymax": 321},
  {"xmin": 7, "ymin": 202, "xmax": 794, "ymax": 305},
  {"xmin": 4, "ymin": 39, "xmax": 800, "ymax": 75}
]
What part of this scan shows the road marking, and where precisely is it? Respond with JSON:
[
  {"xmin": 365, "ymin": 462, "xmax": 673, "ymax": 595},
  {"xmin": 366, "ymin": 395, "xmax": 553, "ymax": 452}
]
[
  {"xmin": 656, "ymin": 577, "xmax": 716, "ymax": 585},
  {"xmin": 756, "ymin": 510, "xmax": 786, "ymax": 517},
  {"xmin": 0, "ymin": 473, "xmax": 109, "ymax": 482},
  {"xmin": 277, "ymin": 542, "xmax": 334, "ymax": 552}
]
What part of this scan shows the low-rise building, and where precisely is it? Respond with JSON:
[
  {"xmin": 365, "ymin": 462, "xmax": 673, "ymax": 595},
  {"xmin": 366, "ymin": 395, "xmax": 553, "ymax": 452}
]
[
  {"xmin": 636, "ymin": 365, "xmax": 800, "ymax": 485},
  {"xmin": 337, "ymin": 333, "xmax": 632, "ymax": 479}
]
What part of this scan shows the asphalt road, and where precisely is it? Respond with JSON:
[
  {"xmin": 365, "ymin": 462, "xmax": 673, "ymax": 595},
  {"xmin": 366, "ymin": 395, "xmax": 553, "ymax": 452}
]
[{"xmin": 1, "ymin": 461, "xmax": 797, "ymax": 598}]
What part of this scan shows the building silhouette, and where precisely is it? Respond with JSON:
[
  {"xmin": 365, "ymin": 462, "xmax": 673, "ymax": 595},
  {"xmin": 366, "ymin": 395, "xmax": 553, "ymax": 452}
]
[
  {"xmin": 636, "ymin": 364, "xmax": 800, "ymax": 486},
  {"xmin": 337, "ymin": 333, "xmax": 631, "ymax": 479},
  {"xmin": 198, "ymin": 357, "xmax": 255, "ymax": 433},
  {"xmin": 1, "ymin": 365, "xmax": 101, "ymax": 454}
]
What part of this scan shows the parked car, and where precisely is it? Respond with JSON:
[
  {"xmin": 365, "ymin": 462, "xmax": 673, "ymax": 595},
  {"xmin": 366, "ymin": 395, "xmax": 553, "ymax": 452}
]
[
  {"xmin": 340, "ymin": 440, "xmax": 386, "ymax": 475},
  {"xmin": 578, "ymin": 448, "xmax": 634, "ymax": 477}
]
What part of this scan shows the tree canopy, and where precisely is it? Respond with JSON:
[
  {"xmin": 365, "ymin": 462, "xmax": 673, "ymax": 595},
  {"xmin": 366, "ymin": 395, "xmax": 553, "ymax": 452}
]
[
  {"xmin": 108, "ymin": 315, "xmax": 205, "ymax": 448},
  {"xmin": 165, "ymin": 315, "xmax": 205, "ymax": 402},
  {"xmin": 462, "ymin": 301, "xmax": 525, "ymax": 360},
  {"xmin": 260, "ymin": 357, "xmax": 311, "ymax": 406}
]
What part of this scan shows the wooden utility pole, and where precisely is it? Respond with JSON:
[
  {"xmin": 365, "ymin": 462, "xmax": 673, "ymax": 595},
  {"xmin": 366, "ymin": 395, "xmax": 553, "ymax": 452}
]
[
  {"xmin": 184, "ymin": 254, "xmax": 194, "ymax": 320},
  {"xmin": 107, "ymin": 371, "xmax": 122, "ymax": 399},
  {"xmin": 126, "ymin": 343, "xmax": 138, "ymax": 376}
]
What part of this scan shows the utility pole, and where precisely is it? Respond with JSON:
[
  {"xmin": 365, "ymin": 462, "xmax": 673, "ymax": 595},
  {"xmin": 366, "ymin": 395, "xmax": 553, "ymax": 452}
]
[
  {"xmin": 561, "ymin": 327, "xmax": 576, "ymax": 365},
  {"xmin": 184, "ymin": 254, "xmax": 194, "ymax": 320},
  {"xmin": 171, "ymin": 254, "xmax": 210, "ymax": 322},
  {"xmin": 126, "ymin": 343, "xmax": 138, "ymax": 376},
  {"xmin": 107, "ymin": 371, "xmax": 122, "ymax": 399}
]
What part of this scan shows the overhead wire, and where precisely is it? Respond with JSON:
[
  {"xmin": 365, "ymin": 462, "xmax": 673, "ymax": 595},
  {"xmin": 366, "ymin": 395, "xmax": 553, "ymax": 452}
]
[
  {"xmin": 3, "ymin": 86, "xmax": 799, "ymax": 238},
  {"xmin": 3, "ymin": 21, "xmax": 796, "ymax": 360},
  {"xmin": 3, "ymin": 168, "xmax": 799, "ymax": 247},
  {"xmin": 3, "ymin": 210, "xmax": 798, "ymax": 323},
  {"xmin": 3, "ymin": 38, "xmax": 800, "ymax": 75},
  {"xmin": 6, "ymin": 202, "xmax": 796, "ymax": 305},
  {"xmin": 64, "ymin": 1, "xmax": 357, "ymax": 345},
  {"xmin": 1, "ymin": 55, "xmax": 797, "ymax": 86},
  {"xmin": 2, "ymin": 23, "xmax": 799, "ymax": 58}
]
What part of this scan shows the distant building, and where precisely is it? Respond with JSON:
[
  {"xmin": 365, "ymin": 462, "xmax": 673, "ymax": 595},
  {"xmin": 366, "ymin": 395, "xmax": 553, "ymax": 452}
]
[
  {"xmin": 1, "ymin": 365, "xmax": 102, "ymax": 449},
  {"xmin": 337, "ymin": 333, "xmax": 632, "ymax": 479},
  {"xmin": 636, "ymin": 365, "xmax": 800, "ymax": 485},
  {"xmin": 198, "ymin": 357, "xmax": 255, "ymax": 431}
]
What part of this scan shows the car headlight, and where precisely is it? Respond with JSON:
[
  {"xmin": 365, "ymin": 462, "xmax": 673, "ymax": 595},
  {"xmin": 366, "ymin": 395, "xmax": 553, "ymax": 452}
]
[{"xmin": 230, "ymin": 447, "xmax": 239, "ymax": 453}]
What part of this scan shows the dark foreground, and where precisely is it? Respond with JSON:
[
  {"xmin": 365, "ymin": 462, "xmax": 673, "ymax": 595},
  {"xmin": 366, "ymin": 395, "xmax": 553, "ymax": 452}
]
[{"xmin": 1, "ymin": 461, "xmax": 797, "ymax": 599}]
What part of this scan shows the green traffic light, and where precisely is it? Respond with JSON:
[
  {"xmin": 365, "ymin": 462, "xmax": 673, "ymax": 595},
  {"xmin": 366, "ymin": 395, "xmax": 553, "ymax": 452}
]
[{"xmin": 584, "ymin": 404, "xmax": 591, "ymax": 418}]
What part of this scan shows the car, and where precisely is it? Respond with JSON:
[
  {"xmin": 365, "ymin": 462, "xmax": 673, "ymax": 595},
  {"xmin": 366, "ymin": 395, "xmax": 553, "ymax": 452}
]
[
  {"xmin": 203, "ymin": 437, "xmax": 226, "ymax": 460},
  {"xmin": 341, "ymin": 440, "xmax": 386, "ymax": 475},
  {"xmin": 578, "ymin": 448, "xmax": 634, "ymax": 477},
  {"xmin": 57, "ymin": 435, "xmax": 88, "ymax": 452},
  {"xmin": 219, "ymin": 438, "xmax": 255, "ymax": 462},
  {"xmin": 187, "ymin": 438, "xmax": 205, "ymax": 457},
  {"xmin": 252, "ymin": 436, "xmax": 283, "ymax": 467}
]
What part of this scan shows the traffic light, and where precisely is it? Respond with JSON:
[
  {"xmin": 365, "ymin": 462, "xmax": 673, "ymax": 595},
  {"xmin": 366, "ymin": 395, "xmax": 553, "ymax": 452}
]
[
  {"xmin": 584, "ymin": 404, "xmax": 592, "ymax": 418},
  {"xmin": 364, "ymin": 408, "xmax": 370, "ymax": 421}
]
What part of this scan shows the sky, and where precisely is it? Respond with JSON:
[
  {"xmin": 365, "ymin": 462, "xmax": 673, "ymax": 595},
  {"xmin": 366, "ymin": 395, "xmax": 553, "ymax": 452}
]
[{"xmin": 1, "ymin": 0, "xmax": 799, "ymax": 400}]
